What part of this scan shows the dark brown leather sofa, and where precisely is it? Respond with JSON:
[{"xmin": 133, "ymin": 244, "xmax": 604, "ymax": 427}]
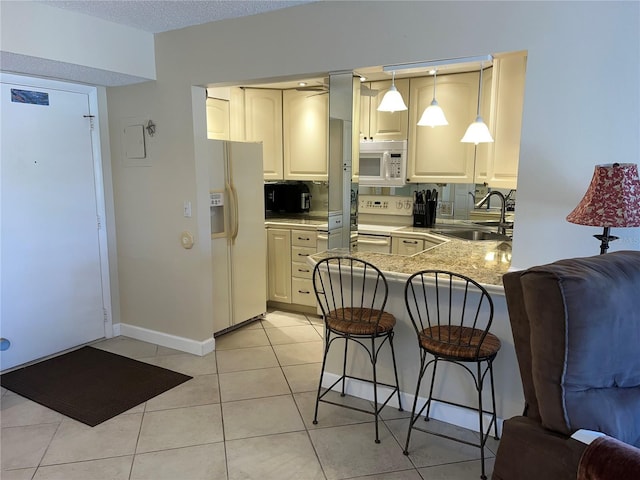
[{"xmin": 493, "ymin": 251, "xmax": 640, "ymax": 480}]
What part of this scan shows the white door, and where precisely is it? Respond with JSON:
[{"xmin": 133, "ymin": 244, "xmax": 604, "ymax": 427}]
[{"xmin": 1, "ymin": 81, "xmax": 105, "ymax": 370}]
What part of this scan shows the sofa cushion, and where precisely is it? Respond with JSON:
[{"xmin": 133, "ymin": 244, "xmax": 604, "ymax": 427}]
[{"xmin": 519, "ymin": 251, "xmax": 640, "ymax": 447}]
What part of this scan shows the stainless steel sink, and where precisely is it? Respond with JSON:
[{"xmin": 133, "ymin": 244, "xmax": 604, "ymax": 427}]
[
  {"xmin": 471, "ymin": 220, "xmax": 514, "ymax": 228},
  {"xmin": 432, "ymin": 229, "xmax": 512, "ymax": 241}
]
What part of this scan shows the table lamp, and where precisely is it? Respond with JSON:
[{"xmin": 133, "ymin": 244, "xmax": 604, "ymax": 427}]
[{"xmin": 566, "ymin": 163, "xmax": 640, "ymax": 254}]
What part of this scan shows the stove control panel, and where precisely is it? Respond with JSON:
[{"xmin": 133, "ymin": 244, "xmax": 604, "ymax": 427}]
[{"xmin": 359, "ymin": 195, "xmax": 413, "ymax": 216}]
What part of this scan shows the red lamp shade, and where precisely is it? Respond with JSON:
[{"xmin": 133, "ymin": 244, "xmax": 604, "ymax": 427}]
[{"xmin": 567, "ymin": 163, "xmax": 640, "ymax": 228}]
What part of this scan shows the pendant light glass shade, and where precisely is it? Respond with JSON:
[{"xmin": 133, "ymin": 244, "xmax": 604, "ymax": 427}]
[
  {"xmin": 418, "ymin": 70, "xmax": 448, "ymax": 127},
  {"xmin": 461, "ymin": 116, "xmax": 494, "ymax": 144},
  {"xmin": 461, "ymin": 62, "xmax": 494, "ymax": 144},
  {"xmin": 377, "ymin": 71, "xmax": 407, "ymax": 113}
]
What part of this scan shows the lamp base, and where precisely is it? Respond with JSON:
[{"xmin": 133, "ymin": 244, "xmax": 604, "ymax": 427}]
[{"xmin": 594, "ymin": 227, "xmax": 618, "ymax": 255}]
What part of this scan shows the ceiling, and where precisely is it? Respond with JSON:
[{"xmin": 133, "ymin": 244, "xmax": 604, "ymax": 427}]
[
  {"xmin": 1, "ymin": 1, "xmax": 315, "ymax": 86},
  {"xmin": 38, "ymin": 1, "xmax": 315, "ymax": 33},
  {"xmin": 5, "ymin": 1, "xmax": 491, "ymax": 89}
]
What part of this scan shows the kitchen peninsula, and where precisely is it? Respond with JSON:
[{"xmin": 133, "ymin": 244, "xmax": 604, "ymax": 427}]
[{"xmin": 306, "ymin": 230, "xmax": 523, "ymax": 437}]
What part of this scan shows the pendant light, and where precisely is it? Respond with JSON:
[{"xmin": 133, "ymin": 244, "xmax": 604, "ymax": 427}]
[
  {"xmin": 461, "ymin": 62, "xmax": 494, "ymax": 144},
  {"xmin": 377, "ymin": 71, "xmax": 408, "ymax": 113},
  {"xmin": 417, "ymin": 69, "xmax": 448, "ymax": 127}
]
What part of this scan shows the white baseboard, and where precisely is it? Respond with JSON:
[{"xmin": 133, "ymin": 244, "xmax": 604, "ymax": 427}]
[
  {"xmin": 116, "ymin": 323, "xmax": 215, "ymax": 356},
  {"xmin": 321, "ymin": 373, "xmax": 503, "ymax": 436}
]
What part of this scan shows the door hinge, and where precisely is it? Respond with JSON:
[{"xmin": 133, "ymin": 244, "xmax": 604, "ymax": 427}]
[
  {"xmin": 103, "ymin": 308, "xmax": 109, "ymax": 323},
  {"xmin": 83, "ymin": 114, "xmax": 95, "ymax": 130},
  {"xmin": 97, "ymin": 215, "xmax": 102, "ymax": 230}
]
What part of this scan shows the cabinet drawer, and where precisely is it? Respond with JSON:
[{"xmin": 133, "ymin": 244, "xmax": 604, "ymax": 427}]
[
  {"xmin": 292, "ymin": 277, "xmax": 316, "ymax": 306},
  {"xmin": 291, "ymin": 230, "xmax": 317, "ymax": 248},
  {"xmin": 292, "ymin": 260, "xmax": 313, "ymax": 279},
  {"xmin": 392, "ymin": 237, "xmax": 425, "ymax": 256},
  {"xmin": 292, "ymin": 245, "xmax": 316, "ymax": 262}
]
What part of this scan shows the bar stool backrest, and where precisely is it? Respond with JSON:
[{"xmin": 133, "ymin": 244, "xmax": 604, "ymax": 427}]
[
  {"xmin": 404, "ymin": 270, "xmax": 494, "ymax": 359},
  {"xmin": 312, "ymin": 256, "xmax": 389, "ymax": 327}
]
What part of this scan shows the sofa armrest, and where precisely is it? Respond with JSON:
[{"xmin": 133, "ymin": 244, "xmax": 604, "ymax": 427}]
[
  {"xmin": 577, "ymin": 434, "xmax": 640, "ymax": 480},
  {"xmin": 492, "ymin": 416, "xmax": 586, "ymax": 480}
]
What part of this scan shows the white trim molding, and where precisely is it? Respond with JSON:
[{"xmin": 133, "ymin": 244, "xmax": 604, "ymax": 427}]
[{"xmin": 118, "ymin": 323, "xmax": 215, "ymax": 356}]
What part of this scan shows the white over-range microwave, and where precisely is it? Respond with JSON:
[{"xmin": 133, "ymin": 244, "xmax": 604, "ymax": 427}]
[{"xmin": 358, "ymin": 140, "xmax": 407, "ymax": 187}]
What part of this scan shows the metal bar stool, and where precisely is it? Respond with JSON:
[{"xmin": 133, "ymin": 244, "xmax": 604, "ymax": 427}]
[
  {"xmin": 403, "ymin": 270, "xmax": 500, "ymax": 480},
  {"xmin": 312, "ymin": 255, "xmax": 403, "ymax": 443}
]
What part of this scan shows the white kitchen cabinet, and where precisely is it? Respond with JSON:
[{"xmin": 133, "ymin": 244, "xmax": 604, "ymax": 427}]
[
  {"xmin": 266, "ymin": 226, "xmax": 319, "ymax": 308},
  {"xmin": 206, "ymin": 97, "xmax": 230, "ymax": 140},
  {"xmin": 244, "ymin": 88, "xmax": 284, "ymax": 180},
  {"xmin": 477, "ymin": 52, "xmax": 526, "ymax": 189},
  {"xmin": 352, "ymin": 79, "xmax": 361, "ymax": 180},
  {"xmin": 267, "ymin": 228, "xmax": 291, "ymax": 304},
  {"xmin": 407, "ymin": 72, "xmax": 479, "ymax": 184},
  {"xmin": 472, "ymin": 67, "xmax": 493, "ymax": 185},
  {"xmin": 283, "ymin": 90, "xmax": 328, "ymax": 181},
  {"xmin": 290, "ymin": 229, "xmax": 317, "ymax": 307},
  {"xmin": 229, "ymin": 87, "xmax": 245, "ymax": 141},
  {"xmin": 360, "ymin": 79, "xmax": 410, "ymax": 141},
  {"xmin": 392, "ymin": 236, "xmax": 424, "ymax": 255}
]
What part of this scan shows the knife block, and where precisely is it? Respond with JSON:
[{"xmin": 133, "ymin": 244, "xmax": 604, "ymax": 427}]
[{"xmin": 413, "ymin": 200, "xmax": 437, "ymax": 228}]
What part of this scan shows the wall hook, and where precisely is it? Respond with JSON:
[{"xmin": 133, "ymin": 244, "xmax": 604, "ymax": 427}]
[{"xmin": 145, "ymin": 120, "xmax": 156, "ymax": 137}]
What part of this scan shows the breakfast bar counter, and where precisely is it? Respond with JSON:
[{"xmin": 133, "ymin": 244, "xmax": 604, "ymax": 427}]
[
  {"xmin": 329, "ymin": 237, "xmax": 512, "ymax": 289},
  {"xmin": 308, "ymin": 238, "xmax": 524, "ymax": 435}
]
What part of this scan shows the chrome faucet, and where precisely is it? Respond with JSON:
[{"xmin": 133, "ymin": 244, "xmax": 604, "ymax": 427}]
[{"xmin": 474, "ymin": 191, "xmax": 511, "ymax": 236}]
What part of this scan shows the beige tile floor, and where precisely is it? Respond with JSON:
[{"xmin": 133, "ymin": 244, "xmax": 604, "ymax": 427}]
[{"xmin": 0, "ymin": 309, "xmax": 498, "ymax": 480}]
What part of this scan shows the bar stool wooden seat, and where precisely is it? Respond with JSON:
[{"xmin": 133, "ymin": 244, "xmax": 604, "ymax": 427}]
[
  {"xmin": 312, "ymin": 255, "xmax": 403, "ymax": 443},
  {"xmin": 403, "ymin": 270, "xmax": 500, "ymax": 480}
]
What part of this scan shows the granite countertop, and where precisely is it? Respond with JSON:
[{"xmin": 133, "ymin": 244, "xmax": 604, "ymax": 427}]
[
  {"xmin": 265, "ymin": 217, "xmax": 328, "ymax": 230},
  {"xmin": 268, "ymin": 217, "xmax": 513, "ymax": 290},
  {"xmin": 310, "ymin": 239, "xmax": 512, "ymax": 291}
]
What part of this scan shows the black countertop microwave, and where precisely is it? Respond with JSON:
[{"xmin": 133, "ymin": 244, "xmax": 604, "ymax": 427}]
[{"xmin": 264, "ymin": 182, "xmax": 311, "ymax": 214}]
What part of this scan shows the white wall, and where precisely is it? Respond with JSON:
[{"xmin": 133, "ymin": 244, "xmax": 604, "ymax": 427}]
[
  {"xmin": 0, "ymin": 1, "xmax": 156, "ymax": 80},
  {"xmin": 4, "ymin": 1, "xmax": 638, "ymax": 343}
]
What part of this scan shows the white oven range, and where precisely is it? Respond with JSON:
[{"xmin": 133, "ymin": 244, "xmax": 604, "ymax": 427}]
[{"xmin": 356, "ymin": 195, "xmax": 414, "ymax": 254}]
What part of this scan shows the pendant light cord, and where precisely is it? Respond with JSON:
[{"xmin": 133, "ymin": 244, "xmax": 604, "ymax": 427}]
[
  {"xmin": 476, "ymin": 62, "xmax": 484, "ymax": 115},
  {"xmin": 432, "ymin": 70, "xmax": 437, "ymax": 100}
]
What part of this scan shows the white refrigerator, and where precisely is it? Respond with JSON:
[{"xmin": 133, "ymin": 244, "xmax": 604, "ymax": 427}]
[{"xmin": 208, "ymin": 140, "xmax": 266, "ymax": 333}]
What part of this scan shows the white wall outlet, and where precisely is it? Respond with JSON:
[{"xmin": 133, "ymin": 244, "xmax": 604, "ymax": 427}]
[{"xmin": 439, "ymin": 201, "xmax": 454, "ymax": 217}]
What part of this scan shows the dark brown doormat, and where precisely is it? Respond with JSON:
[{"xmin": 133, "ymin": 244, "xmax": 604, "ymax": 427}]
[{"xmin": 0, "ymin": 346, "xmax": 192, "ymax": 427}]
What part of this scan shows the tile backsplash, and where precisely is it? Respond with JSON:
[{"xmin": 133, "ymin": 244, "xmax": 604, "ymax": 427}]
[{"xmin": 272, "ymin": 180, "xmax": 515, "ymax": 222}]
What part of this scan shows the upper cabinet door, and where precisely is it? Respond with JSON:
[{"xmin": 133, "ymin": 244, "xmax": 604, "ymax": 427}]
[
  {"xmin": 473, "ymin": 67, "xmax": 494, "ymax": 185},
  {"xmin": 408, "ymin": 72, "xmax": 479, "ymax": 184},
  {"xmin": 244, "ymin": 88, "xmax": 284, "ymax": 180},
  {"xmin": 206, "ymin": 97, "xmax": 230, "ymax": 140},
  {"xmin": 229, "ymin": 87, "xmax": 246, "ymax": 141},
  {"xmin": 283, "ymin": 90, "xmax": 328, "ymax": 181},
  {"xmin": 488, "ymin": 52, "xmax": 526, "ymax": 189},
  {"xmin": 367, "ymin": 78, "xmax": 410, "ymax": 141}
]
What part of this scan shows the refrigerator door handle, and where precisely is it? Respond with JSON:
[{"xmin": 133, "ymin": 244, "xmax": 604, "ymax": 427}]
[{"xmin": 229, "ymin": 182, "xmax": 239, "ymax": 244}]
